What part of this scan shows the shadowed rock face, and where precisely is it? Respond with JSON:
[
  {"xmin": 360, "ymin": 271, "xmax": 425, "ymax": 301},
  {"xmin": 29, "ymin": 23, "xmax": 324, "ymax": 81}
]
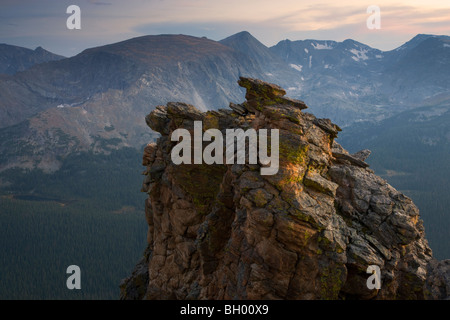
[{"xmin": 120, "ymin": 77, "xmax": 449, "ymax": 300}]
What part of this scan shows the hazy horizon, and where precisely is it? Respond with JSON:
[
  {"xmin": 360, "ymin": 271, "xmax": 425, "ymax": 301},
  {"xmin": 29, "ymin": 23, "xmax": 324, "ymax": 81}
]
[
  {"xmin": 1, "ymin": 0, "xmax": 450, "ymax": 57},
  {"xmin": 2, "ymin": 30, "xmax": 450, "ymax": 58}
]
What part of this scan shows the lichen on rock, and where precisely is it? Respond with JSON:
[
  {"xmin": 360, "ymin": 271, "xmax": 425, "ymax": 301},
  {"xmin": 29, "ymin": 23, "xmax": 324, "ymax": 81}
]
[{"xmin": 120, "ymin": 77, "xmax": 449, "ymax": 300}]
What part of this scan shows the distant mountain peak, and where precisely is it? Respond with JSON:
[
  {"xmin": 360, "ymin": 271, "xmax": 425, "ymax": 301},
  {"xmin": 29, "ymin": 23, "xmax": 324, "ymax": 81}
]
[
  {"xmin": 413, "ymin": 33, "xmax": 436, "ymax": 39},
  {"xmin": 0, "ymin": 44, "xmax": 64, "ymax": 75},
  {"xmin": 232, "ymin": 30, "xmax": 252, "ymax": 37},
  {"xmin": 220, "ymin": 31, "xmax": 260, "ymax": 44},
  {"xmin": 220, "ymin": 30, "xmax": 272, "ymax": 58},
  {"xmin": 393, "ymin": 34, "xmax": 447, "ymax": 52},
  {"xmin": 219, "ymin": 30, "xmax": 301, "ymax": 82}
]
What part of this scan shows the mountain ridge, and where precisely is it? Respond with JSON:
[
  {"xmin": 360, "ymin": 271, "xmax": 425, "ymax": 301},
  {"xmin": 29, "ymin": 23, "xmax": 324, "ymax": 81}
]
[
  {"xmin": 0, "ymin": 44, "xmax": 65, "ymax": 75},
  {"xmin": 1, "ymin": 31, "xmax": 450, "ymax": 173},
  {"xmin": 0, "ymin": 34, "xmax": 449, "ymax": 298}
]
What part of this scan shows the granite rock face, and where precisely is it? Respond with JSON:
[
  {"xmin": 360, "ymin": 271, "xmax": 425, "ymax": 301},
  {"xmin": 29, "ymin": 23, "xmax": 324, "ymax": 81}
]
[{"xmin": 120, "ymin": 77, "xmax": 449, "ymax": 300}]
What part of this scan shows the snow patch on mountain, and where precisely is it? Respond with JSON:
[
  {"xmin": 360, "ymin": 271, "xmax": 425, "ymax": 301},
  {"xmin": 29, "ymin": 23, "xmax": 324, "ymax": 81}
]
[
  {"xmin": 289, "ymin": 64, "xmax": 303, "ymax": 72},
  {"xmin": 350, "ymin": 48, "xmax": 369, "ymax": 61},
  {"xmin": 311, "ymin": 42, "xmax": 333, "ymax": 50}
]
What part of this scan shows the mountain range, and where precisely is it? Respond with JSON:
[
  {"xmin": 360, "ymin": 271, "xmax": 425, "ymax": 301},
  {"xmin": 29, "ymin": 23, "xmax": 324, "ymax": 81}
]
[
  {"xmin": 0, "ymin": 44, "xmax": 64, "ymax": 75},
  {"xmin": 1, "ymin": 32, "xmax": 450, "ymax": 175},
  {"xmin": 0, "ymin": 31, "xmax": 449, "ymax": 298}
]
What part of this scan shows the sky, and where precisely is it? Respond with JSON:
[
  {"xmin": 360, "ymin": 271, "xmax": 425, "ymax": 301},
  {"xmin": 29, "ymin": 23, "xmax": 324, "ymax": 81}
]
[{"xmin": 1, "ymin": 0, "xmax": 450, "ymax": 57}]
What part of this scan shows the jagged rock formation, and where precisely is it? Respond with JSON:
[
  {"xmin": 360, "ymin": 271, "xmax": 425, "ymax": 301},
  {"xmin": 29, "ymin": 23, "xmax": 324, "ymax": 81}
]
[
  {"xmin": 0, "ymin": 44, "xmax": 65, "ymax": 75},
  {"xmin": 120, "ymin": 77, "xmax": 449, "ymax": 300}
]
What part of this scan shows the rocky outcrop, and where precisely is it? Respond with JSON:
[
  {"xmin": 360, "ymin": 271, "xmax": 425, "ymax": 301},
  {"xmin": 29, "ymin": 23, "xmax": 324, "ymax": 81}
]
[
  {"xmin": 424, "ymin": 260, "xmax": 450, "ymax": 299},
  {"xmin": 120, "ymin": 77, "xmax": 449, "ymax": 300}
]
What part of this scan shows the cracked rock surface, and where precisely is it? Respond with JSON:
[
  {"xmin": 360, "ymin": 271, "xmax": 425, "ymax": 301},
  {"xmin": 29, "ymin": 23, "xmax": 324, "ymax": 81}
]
[{"xmin": 120, "ymin": 77, "xmax": 449, "ymax": 300}]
